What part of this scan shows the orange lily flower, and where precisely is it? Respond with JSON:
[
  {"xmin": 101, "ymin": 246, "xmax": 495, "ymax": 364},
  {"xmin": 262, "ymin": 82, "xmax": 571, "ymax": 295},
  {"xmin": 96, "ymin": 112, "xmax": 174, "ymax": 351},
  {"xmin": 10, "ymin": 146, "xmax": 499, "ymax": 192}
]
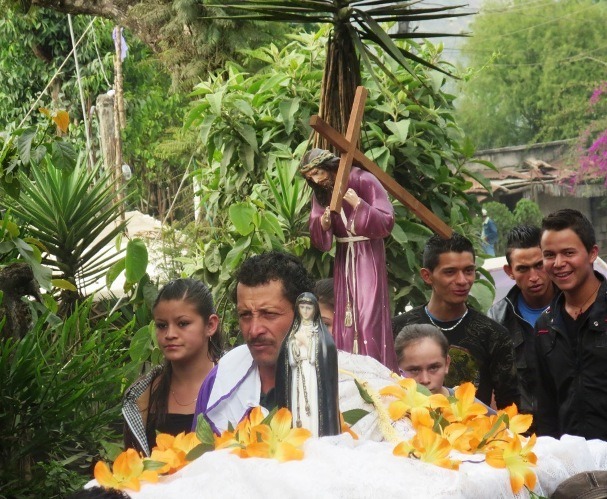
[
  {"xmin": 393, "ymin": 439, "xmax": 416, "ymax": 458},
  {"xmin": 215, "ymin": 406, "xmax": 269, "ymax": 457},
  {"xmin": 214, "ymin": 428, "xmax": 240, "ymax": 450},
  {"xmin": 409, "ymin": 426, "xmax": 460, "ymax": 470},
  {"xmin": 247, "ymin": 407, "xmax": 311, "ymax": 462},
  {"xmin": 441, "ymin": 383, "xmax": 488, "ymax": 423},
  {"xmin": 410, "ymin": 407, "xmax": 434, "ymax": 429},
  {"xmin": 94, "ymin": 448, "xmax": 158, "ymax": 492},
  {"xmin": 443, "ymin": 422, "xmax": 477, "ymax": 453},
  {"xmin": 149, "ymin": 431, "xmax": 201, "ymax": 474},
  {"xmin": 486, "ymin": 434, "xmax": 537, "ymax": 494},
  {"xmin": 499, "ymin": 404, "xmax": 533, "ymax": 435},
  {"xmin": 380, "ymin": 378, "xmax": 431, "ymax": 420}
]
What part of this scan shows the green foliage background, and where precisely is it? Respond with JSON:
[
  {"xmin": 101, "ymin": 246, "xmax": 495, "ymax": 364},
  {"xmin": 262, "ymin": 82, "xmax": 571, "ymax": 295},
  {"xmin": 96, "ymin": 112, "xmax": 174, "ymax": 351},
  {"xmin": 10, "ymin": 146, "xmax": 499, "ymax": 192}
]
[
  {"xmin": 456, "ymin": 0, "xmax": 607, "ymax": 149},
  {"xmin": 183, "ymin": 29, "xmax": 489, "ymax": 336},
  {"xmin": 0, "ymin": 300, "xmax": 137, "ymax": 497}
]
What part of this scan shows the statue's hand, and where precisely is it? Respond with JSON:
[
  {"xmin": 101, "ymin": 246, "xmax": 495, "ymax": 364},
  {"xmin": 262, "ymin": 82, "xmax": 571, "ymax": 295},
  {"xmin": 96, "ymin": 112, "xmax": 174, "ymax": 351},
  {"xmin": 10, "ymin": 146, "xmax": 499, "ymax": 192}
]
[
  {"xmin": 321, "ymin": 206, "xmax": 331, "ymax": 230},
  {"xmin": 343, "ymin": 188, "xmax": 360, "ymax": 208}
]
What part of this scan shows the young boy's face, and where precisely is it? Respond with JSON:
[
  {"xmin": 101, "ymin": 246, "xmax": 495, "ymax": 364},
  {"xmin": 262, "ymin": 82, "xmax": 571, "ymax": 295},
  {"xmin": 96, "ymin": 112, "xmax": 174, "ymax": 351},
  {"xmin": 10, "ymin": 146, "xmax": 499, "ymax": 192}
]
[{"xmin": 541, "ymin": 228, "xmax": 598, "ymax": 293}]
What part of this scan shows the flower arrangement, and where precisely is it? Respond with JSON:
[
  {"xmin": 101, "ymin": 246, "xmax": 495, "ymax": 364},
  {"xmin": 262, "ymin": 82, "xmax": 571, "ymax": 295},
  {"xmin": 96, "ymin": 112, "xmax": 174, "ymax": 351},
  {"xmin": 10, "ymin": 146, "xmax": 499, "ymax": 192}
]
[
  {"xmin": 94, "ymin": 407, "xmax": 313, "ymax": 492},
  {"xmin": 378, "ymin": 379, "xmax": 537, "ymax": 494},
  {"xmin": 94, "ymin": 379, "xmax": 536, "ymax": 495}
]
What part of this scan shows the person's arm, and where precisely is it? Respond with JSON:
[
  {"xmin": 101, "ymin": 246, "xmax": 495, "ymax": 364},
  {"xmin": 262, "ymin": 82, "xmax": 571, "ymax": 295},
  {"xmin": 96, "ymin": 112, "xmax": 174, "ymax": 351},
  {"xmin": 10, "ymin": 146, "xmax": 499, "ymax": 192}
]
[
  {"xmin": 348, "ymin": 172, "xmax": 394, "ymax": 239},
  {"xmin": 491, "ymin": 324, "xmax": 521, "ymax": 409},
  {"xmin": 308, "ymin": 195, "xmax": 333, "ymax": 251},
  {"xmin": 533, "ymin": 321, "xmax": 560, "ymax": 437},
  {"xmin": 192, "ymin": 365, "xmax": 218, "ymax": 432}
]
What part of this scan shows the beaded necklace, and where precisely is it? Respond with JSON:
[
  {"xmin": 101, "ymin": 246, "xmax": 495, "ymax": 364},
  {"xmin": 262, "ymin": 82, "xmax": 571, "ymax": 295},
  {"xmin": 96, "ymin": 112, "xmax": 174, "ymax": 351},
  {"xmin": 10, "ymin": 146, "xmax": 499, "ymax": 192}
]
[{"xmin": 424, "ymin": 306, "xmax": 468, "ymax": 332}]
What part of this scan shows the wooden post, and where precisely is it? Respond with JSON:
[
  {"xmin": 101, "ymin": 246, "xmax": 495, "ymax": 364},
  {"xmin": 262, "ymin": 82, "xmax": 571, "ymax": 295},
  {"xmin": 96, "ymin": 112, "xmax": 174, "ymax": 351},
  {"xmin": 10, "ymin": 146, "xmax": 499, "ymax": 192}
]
[
  {"xmin": 95, "ymin": 93, "xmax": 116, "ymax": 175},
  {"xmin": 113, "ymin": 26, "xmax": 126, "ymax": 223}
]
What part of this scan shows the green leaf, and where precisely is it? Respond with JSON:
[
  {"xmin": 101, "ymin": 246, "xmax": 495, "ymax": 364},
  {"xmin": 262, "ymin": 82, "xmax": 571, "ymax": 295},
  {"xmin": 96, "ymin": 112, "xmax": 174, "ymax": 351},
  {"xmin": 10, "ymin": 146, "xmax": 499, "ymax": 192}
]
[
  {"xmin": 222, "ymin": 236, "xmax": 251, "ymax": 274},
  {"xmin": 229, "ymin": 203, "xmax": 257, "ymax": 236},
  {"xmin": 416, "ymin": 384, "xmax": 432, "ymax": 396},
  {"xmin": 51, "ymin": 279, "xmax": 77, "ymax": 291},
  {"xmin": 469, "ymin": 279, "xmax": 495, "ymax": 314},
  {"xmin": 390, "ymin": 223, "xmax": 408, "ymax": 245},
  {"xmin": 354, "ymin": 379, "xmax": 374, "ymax": 404},
  {"xmin": 125, "ymin": 239, "xmax": 148, "ymax": 284},
  {"xmin": 106, "ymin": 257, "xmax": 126, "ymax": 288},
  {"xmin": 206, "ymin": 91, "xmax": 224, "ymax": 116},
  {"xmin": 384, "ymin": 119, "xmax": 410, "ymax": 143},
  {"xmin": 342, "ymin": 408, "xmax": 369, "ymax": 426},
  {"xmin": 261, "ymin": 406, "xmax": 278, "ymax": 425},
  {"xmin": 1, "ymin": 219, "xmax": 20, "ymax": 238},
  {"xmin": 204, "ymin": 244, "xmax": 222, "ymax": 273},
  {"xmin": 477, "ymin": 413, "xmax": 509, "ymax": 449},
  {"xmin": 129, "ymin": 324, "xmax": 153, "ymax": 362},
  {"xmin": 279, "ymin": 98, "xmax": 300, "ymax": 135},
  {"xmin": 461, "ymin": 167, "xmax": 493, "ymax": 194},
  {"xmin": 195, "ymin": 414, "xmax": 215, "ymax": 446},
  {"xmin": 395, "ymin": 220, "xmax": 433, "ymax": 243},
  {"xmin": 235, "ymin": 124, "xmax": 258, "ymax": 152},
  {"xmin": 143, "ymin": 459, "xmax": 168, "ymax": 471},
  {"xmin": 259, "ymin": 212, "xmax": 284, "ymax": 242},
  {"xmin": 185, "ymin": 442, "xmax": 214, "ymax": 461},
  {"xmin": 50, "ymin": 140, "xmax": 77, "ymax": 172},
  {"xmin": 16, "ymin": 127, "xmax": 36, "ymax": 166}
]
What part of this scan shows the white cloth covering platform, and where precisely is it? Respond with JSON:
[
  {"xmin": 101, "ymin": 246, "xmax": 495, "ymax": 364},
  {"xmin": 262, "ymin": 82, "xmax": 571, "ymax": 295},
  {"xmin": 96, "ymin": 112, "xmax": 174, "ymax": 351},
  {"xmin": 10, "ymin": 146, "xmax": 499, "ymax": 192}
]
[
  {"xmin": 88, "ymin": 434, "xmax": 607, "ymax": 499},
  {"xmin": 88, "ymin": 353, "xmax": 607, "ymax": 498}
]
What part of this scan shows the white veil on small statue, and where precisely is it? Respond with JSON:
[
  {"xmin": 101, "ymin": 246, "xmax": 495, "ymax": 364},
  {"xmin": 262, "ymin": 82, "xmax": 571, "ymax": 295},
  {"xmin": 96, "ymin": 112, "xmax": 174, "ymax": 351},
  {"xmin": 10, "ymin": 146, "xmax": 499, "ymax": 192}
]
[{"xmin": 276, "ymin": 292, "xmax": 341, "ymax": 437}]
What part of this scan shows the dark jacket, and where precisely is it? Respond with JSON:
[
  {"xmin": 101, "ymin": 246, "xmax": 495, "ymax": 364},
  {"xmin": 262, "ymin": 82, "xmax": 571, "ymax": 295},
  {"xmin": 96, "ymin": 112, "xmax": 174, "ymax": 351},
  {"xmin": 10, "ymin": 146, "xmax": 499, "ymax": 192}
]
[
  {"xmin": 392, "ymin": 305, "xmax": 520, "ymax": 409},
  {"xmin": 534, "ymin": 272, "xmax": 607, "ymax": 440},
  {"xmin": 488, "ymin": 285, "xmax": 541, "ymax": 418}
]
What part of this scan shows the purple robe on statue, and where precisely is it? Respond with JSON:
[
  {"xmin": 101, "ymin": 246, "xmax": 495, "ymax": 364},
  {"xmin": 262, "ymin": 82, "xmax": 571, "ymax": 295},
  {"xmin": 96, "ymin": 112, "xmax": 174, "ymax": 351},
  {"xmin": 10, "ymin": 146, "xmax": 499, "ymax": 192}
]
[{"xmin": 309, "ymin": 166, "xmax": 398, "ymax": 371}]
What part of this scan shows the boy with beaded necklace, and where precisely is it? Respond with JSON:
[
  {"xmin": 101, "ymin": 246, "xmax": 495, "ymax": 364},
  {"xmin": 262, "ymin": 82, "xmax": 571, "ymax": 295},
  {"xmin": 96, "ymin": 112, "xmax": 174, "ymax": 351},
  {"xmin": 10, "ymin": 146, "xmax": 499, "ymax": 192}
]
[{"xmin": 392, "ymin": 233, "xmax": 519, "ymax": 409}]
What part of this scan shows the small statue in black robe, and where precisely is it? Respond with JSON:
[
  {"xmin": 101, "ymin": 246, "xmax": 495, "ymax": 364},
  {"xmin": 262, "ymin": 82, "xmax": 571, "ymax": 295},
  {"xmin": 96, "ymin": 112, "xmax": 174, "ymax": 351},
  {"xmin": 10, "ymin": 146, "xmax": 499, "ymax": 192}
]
[{"xmin": 276, "ymin": 292, "xmax": 341, "ymax": 437}]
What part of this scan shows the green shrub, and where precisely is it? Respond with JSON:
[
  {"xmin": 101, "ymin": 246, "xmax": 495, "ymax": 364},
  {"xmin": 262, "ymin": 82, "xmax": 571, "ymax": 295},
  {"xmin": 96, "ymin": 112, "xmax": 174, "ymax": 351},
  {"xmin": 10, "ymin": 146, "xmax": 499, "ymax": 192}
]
[
  {"xmin": 513, "ymin": 198, "xmax": 543, "ymax": 227},
  {"xmin": 0, "ymin": 299, "xmax": 137, "ymax": 498}
]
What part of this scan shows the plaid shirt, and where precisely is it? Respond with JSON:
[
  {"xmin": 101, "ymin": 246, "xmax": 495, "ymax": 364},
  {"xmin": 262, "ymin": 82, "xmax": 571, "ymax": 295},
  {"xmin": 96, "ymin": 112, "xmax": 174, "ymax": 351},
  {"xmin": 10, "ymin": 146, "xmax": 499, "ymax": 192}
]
[{"xmin": 122, "ymin": 365, "xmax": 163, "ymax": 456}]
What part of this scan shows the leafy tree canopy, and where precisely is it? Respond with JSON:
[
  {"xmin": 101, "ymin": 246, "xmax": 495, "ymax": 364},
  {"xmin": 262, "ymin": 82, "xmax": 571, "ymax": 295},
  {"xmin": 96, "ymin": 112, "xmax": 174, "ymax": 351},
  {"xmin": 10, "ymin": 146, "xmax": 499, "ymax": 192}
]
[
  {"xmin": 4, "ymin": 0, "xmax": 287, "ymax": 90},
  {"xmin": 456, "ymin": 0, "xmax": 607, "ymax": 149},
  {"xmin": 184, "ymin": 28, "xmax": 488, "ymax": 324}
]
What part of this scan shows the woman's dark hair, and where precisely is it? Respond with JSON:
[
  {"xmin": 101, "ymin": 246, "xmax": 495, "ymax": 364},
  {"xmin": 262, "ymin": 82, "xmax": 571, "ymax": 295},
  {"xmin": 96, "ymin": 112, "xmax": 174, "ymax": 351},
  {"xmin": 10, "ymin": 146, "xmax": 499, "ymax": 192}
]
[
  {"xmin": 148, "ymin": 278, "xmax": 222, "ymax": 441},
  {"xmin": 314, "ymin": 278, "xmax": 335, "ymax": 308},
  {"xmin": 394, "ymin": 324, "xmax": 449, "ymax": 364}
]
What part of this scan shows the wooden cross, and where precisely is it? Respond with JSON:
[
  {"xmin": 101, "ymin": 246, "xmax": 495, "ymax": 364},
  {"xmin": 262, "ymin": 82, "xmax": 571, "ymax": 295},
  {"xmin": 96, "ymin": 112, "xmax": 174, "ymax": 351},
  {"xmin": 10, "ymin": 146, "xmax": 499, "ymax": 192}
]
[{"xmin": 310, "ymin": 86, "xmax": 452, "ymax": 239}]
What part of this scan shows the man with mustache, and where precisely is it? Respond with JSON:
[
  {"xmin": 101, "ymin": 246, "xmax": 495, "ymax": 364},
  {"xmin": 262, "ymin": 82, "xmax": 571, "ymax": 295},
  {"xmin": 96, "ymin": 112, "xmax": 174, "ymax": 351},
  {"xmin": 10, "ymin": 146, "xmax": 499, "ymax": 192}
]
[
  {"xmin": 392, "ymin": 234, "xmax": 519, "ymax": 409},
  {"xmin": 193, "ymin": 251, "xmax": 315, "ymax": 434},
  {"xmin": 488, "ymin": 225, "xmax": 555, "ymax": 426},
  {"xmin": 300, "ymin": 148, "xmax": 398, "ymax": 371}
]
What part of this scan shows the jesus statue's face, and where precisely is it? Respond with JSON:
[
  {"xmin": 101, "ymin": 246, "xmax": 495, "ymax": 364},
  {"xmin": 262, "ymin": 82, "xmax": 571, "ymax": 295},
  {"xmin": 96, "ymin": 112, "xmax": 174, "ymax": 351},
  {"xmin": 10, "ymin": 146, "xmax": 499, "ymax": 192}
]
[
  {"xmin": 298, "ymin": 303, "xmax": 315, "ymax": 321},
  {"xmin": 305, "ymin": 167, "xmax": 334, "ymax": 189}
]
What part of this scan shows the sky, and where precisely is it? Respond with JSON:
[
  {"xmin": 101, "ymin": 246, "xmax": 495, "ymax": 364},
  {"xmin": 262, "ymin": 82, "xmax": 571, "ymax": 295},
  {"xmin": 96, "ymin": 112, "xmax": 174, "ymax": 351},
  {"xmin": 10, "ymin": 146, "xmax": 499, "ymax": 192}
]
[{"xmin": 406, "ymin": 0, "xmax": 483, "ymax": 64}]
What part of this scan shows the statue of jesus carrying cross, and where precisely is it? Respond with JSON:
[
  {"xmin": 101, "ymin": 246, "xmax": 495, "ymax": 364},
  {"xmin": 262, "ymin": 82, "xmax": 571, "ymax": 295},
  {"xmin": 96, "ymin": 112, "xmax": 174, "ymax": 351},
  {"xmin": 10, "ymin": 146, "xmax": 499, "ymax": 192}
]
[{"xmin": 300, "ymin": 86, "xmax": 452, "ymax": 372}]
